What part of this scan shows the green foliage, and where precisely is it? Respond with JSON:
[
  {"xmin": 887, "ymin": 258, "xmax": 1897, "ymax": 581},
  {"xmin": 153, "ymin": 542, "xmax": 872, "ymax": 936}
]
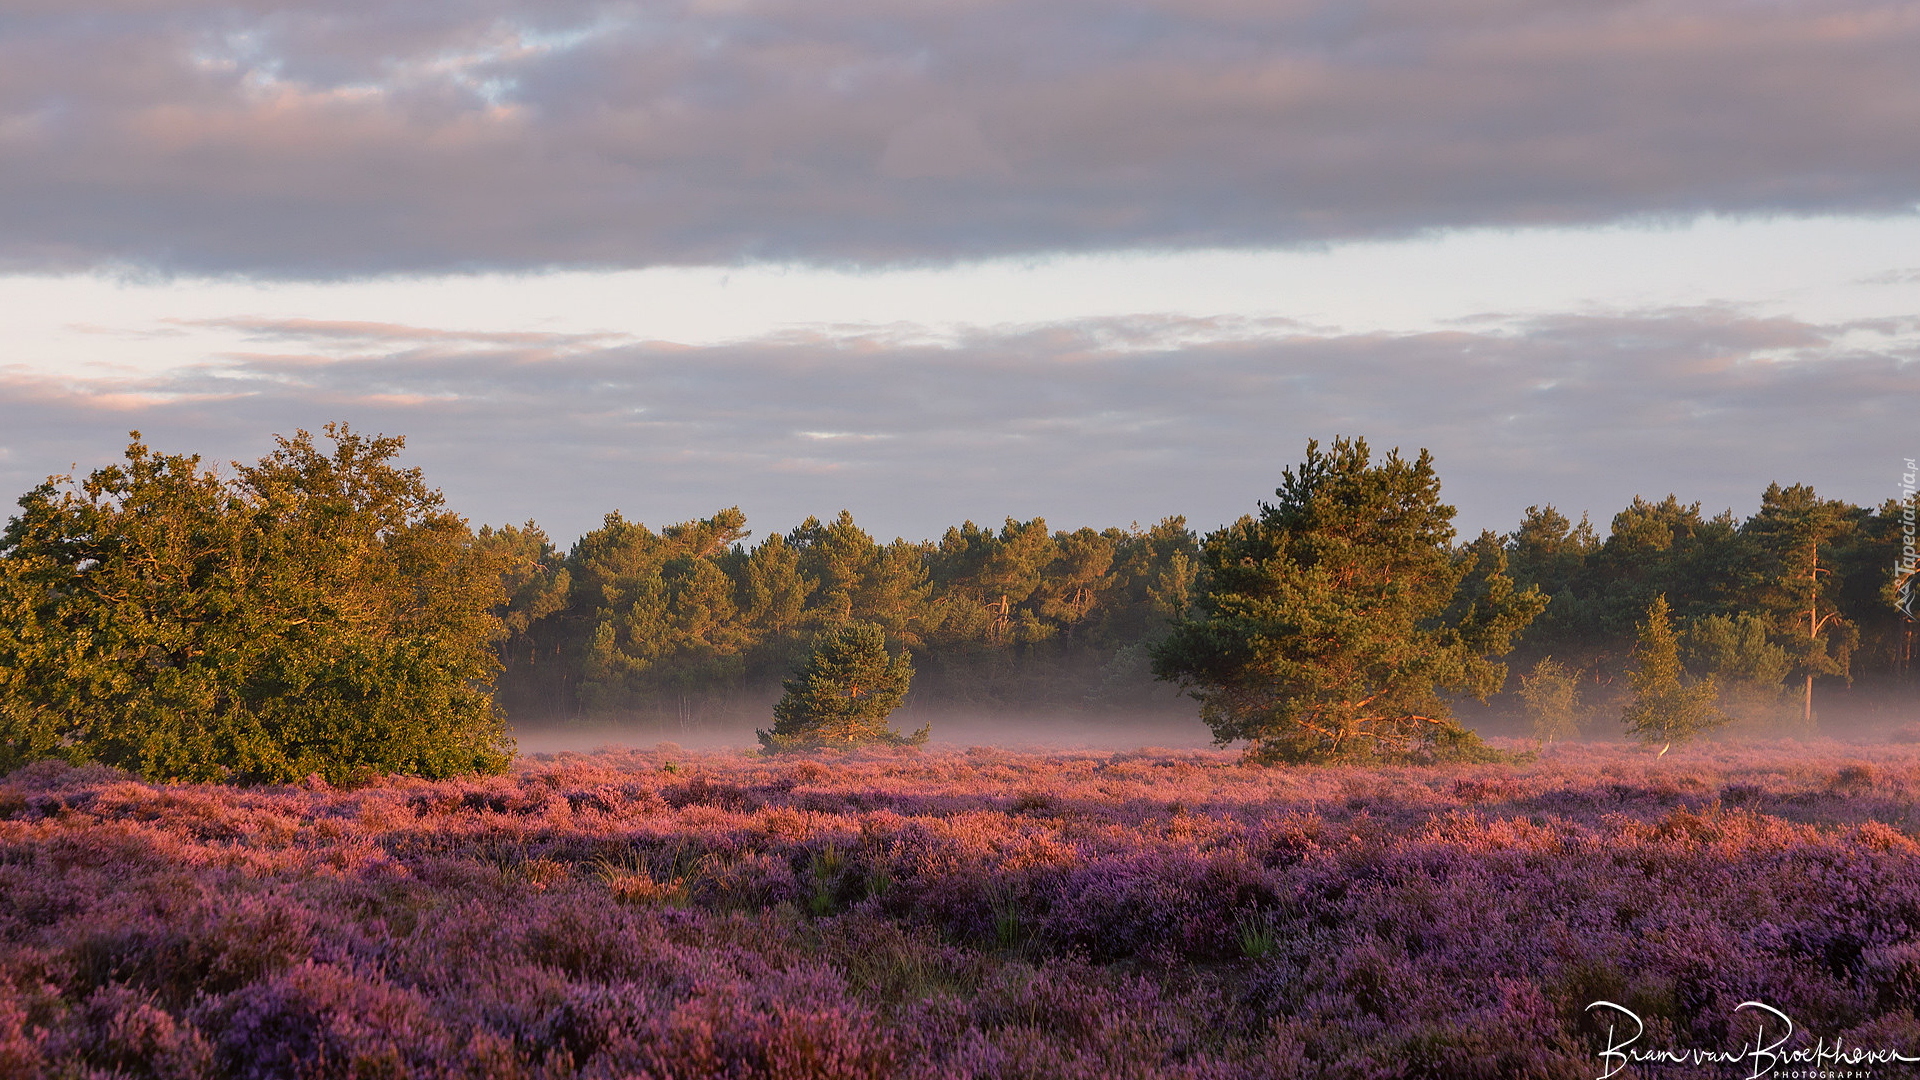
[
  {"xmin": 1235, "ymin": 911, "xmax": 1277, "ymax": 960},
  {"xmin": 759, "ymin": 622, "xmax": 924, "ymax": 751},
  {"xmin": 0, "ymin": 427, "xmax": 513, "ymax": 782},
  {"xmin": 1622, "ymin": 597, "xmax": 1727, "ymax": 750},
  {"xmin": 1846, "ymin": 493, "xmax": 1920, "ymax": 678},
  {"xmin": 1683, "ymin": 612, "xmax": 1792, "ymax": 687},
  {"xmin": 557, "ymin": 507, "xmax": 757, "ymax": 714},
  {"xmin": 496, "ymin": 502, "xmax": 1202, "ymax": 719},
  {"xmin": 1575, "ymin": 496, "xmax": 1751, "ymax": 646},
  {"xmin": 1498, "ymin": 479, "xmax": 1916, "ymax": 728},
  {"xmin": 447, "ymin": 445, "xmax": 1910, "ymax": 727},
  {"xmin": 1517, "ymin": 658, "xmax": 1583, "ymax": 743},
  {"xmin": 788, "ymin": 511, "xmax": 934, "ymax": 644},
  {"xmin": 1740, "ymin": 483, "xmax": 1862, "ymax": 722},
  {"xmin": 474, "ymin": 521, "xmax": 570, "ymax": 717},
  {"xmin": 1150, "ymin": 437, "xmax": 1546, "ymax": 764},
  {"xmin": 1501, "ymin": 495, "xmax": 1751, "ymax": 684},
  {"xmin": 1503, "ymin": 505, "xmax": 1600, "ymax": 652},
  {"xmin": 1683, "ymin": 612, "xmax": 1796, "ymax": 730}
]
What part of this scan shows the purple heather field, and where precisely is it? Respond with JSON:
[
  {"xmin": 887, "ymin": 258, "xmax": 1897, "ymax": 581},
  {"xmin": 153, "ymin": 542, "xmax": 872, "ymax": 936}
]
[{"xmin": 4, "ymin": 740, "xmax": 1920, "ymax": 1079}]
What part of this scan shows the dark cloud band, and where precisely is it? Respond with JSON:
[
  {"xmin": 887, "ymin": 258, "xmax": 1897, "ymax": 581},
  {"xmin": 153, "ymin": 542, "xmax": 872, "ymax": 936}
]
[{"xmin": 4, "ymin": 0, "xmax": 1919, "ymax": 275}]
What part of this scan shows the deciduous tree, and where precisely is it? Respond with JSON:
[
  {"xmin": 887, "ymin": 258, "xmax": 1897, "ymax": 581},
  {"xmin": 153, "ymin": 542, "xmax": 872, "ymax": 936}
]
[
  {"xmin": 1622, "ymin": 596, "xmax": 1727, "ymax": 752},
  {"xmin": 1517, "ymin": 658, "xmax": 1583, "ymax": 743},
  {"xmin": 0, "ymin": 427, "xmax": 513, "ymax": 782}
]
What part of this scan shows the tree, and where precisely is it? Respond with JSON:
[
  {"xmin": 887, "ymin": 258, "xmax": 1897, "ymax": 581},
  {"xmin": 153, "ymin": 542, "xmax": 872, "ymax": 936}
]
[
  {"xmin": 475, "ymin": 522, "xmax": 571, "ymax": 717},
  {"xmin": 1682, "ymin": 612, "xmax": 1794, "ymax": 730},
  {"xmin": 0, "ymin": 427, "xmax": 513, "ymax": 783},
  {"xmin": 1151, "ymin": 438, "xmax": 1545, "ymax": 763},
  {"xmin": 1038, "ymin": 527, "xmax": 1115, "ymax": 635},
  {"xmin": 1504, "ymin": 505, "xmax": 1600, "ymax": 654},
  {"xmin": 788, "ymin": 511, "xmax": 880, "ymax": 626},
  {"xmin": 1621, "ymin": 596, "xmax": 1726, "ymax": 752},
  {"xmin": 739, "ymin": 532, "xmax": 817, "ymax": 669},
  {"xmin": 1584, "ymin": 496, "xmax": 1749, "ymax": 637},
  {"xmin": 1517, "ymin": 658, "xmax": 1583, "ymax": 744},
  {"xmin": 1740, "ymin": 483, "xmax": 1860, "ymax": 726},
  {"xmin": 759, "ymin": 622, "xmax": 923, "ymax": 751},
  {"xmin": 561, "ymin": 508, "xmax": 754, "ymax": 715}
]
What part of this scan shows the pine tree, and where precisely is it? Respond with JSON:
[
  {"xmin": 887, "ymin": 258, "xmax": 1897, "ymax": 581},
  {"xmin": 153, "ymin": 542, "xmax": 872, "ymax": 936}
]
[
  {"xmin": 1622, "ymin": 596, "xmax": 1726, "ymax": 752},
  {"xmin": 560, "ymin": 507, "xmax": 752, "ymax": 715},
  {"xmin": 1504, "ymin": 505, "xmax": 1600, "ymax": 652},
  {"xmin": 1740, "ymin": 483, "xmax": 1860, "ymax": 726},
  {"xmin": 1151, "ymin": 437, "xmax": 1545, "ymax": 764},
  {"xmin": 759, "ymin": 622, "xmax": 923, "ymax": 751}
]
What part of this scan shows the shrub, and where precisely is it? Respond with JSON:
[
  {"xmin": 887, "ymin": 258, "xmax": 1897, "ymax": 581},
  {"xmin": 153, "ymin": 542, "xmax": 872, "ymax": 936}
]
[{"xmin": 6, "ymin": 744, "xmax": 1920, "ymax": 1076}]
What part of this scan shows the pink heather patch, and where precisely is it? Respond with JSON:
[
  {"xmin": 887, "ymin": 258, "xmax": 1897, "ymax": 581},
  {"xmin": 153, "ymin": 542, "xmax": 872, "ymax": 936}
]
[{"xmin": 1, "ymin": 741, "xmax": 1918, "ymax": 1076}]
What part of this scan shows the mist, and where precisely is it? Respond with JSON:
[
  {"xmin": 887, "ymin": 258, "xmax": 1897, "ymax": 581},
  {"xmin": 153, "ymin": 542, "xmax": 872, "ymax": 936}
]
[
  {"xmin": 509, "ymin": 701, "xmax": 1219, "ymax": 756},
  {"xmin": 509, "ymin": 687, "xmax": 1920, "ymax": 758}
]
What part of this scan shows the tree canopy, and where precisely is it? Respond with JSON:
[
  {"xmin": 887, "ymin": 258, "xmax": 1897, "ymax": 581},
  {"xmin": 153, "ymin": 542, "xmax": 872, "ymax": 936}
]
[
  {"xmin": 0, "ymin": 427, "xmax": 513, "ymax": 783},
  {"xmin": 491, "ymin": 508, "xmax": 1202, "ymax": 720},
  {"xmin": 1151, "ymin": 438, "xmax": 1546, "ymax": 763}
]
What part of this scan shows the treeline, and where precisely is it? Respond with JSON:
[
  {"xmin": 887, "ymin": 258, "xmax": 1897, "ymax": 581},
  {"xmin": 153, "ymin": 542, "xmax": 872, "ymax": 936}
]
[
  {"xmin": 13, "ymin": 427, "xmax": 1909, "ymax": 784},
  {"xmin": 5, "ymin": 423, "xmax": 1913, "ymax": 762},
  {"xmin": 1503, "ymin": 485, "xmax": 1913, "ymax": 731},
  {"xmin": 477, "ymin": 510, "xmax": 1200, "ymax": 721},
  {"xmin": 481, "ymin": 482, "xmax": 1916, "ymax": 730}
]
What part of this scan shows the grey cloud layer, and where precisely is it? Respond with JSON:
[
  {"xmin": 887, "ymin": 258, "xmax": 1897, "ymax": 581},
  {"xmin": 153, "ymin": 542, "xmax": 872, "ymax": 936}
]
[
  {"xmin": 1, "ymin": 311, "xmax": 1910, "ymax": 542},
  {"xmin": 5, "ymin": 0, "xmax": 1919, "ymax": 274}
]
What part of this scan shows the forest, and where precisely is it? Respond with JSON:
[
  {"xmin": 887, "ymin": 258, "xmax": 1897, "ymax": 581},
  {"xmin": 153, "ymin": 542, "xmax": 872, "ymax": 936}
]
[{"xmin": 481, "ymin": 468, "xmax": 1918, "ymax": 739}]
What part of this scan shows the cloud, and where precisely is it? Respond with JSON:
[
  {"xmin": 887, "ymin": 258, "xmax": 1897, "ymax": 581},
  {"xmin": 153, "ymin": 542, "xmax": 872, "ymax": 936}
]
[
  {"xmin": 880, "ymin": 111, "xmax": 1011, "ymax": 181},
  {"xmin": 1859, "ymin": 268, "xmax": 1920, "ymax": 285},
  {"xmin": 4, "ymin": 0, "xmax": 1920, "ymax": 275},
  {"xmin": 177, "ymin": 316, "xmax": 632, "ymax": 359},
  {"xmin": 1, "ymin": 308, "xmax": 1912, "ymax": 544}
]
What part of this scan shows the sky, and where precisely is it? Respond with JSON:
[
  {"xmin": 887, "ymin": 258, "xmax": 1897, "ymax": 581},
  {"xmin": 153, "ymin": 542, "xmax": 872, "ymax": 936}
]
[{"xmin": 2, "ymin": 0, "xmax": 1917, "ymax": 545}]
